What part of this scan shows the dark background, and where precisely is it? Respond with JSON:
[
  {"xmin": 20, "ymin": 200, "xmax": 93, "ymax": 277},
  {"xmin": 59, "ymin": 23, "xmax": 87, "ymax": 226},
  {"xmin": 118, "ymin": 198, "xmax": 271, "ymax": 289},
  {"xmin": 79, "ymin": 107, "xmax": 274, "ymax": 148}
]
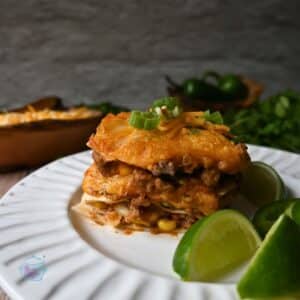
[{"xmin": 0, "ymin": 0, "xmax": 299, "ymax": 109}]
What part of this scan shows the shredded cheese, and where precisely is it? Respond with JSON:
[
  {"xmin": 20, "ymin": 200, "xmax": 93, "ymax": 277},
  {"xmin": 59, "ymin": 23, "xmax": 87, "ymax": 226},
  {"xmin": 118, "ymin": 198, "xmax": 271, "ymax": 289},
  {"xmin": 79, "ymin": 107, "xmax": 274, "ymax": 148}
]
[
  {"xmin": 0, "ymin": 107, "xmax": 101, "ymax": 127},
  {"xmin": 156, "ymin": 112, "xmax": 230, "ymax": 136}
]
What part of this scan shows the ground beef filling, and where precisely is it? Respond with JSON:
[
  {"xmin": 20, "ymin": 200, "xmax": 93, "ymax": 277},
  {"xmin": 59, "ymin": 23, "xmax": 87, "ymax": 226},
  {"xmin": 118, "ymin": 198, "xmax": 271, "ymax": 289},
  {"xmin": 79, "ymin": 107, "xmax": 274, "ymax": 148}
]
[{"xmin": 76, "ymin": 153, "xmax": 239, "ymax": 233}]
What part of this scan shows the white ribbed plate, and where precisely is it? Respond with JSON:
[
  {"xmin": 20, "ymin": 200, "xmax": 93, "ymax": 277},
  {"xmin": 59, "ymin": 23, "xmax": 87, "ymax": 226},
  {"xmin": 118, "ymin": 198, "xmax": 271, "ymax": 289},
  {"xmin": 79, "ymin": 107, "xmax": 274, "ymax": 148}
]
[{"xmin": 0, "ymin": 145, "xmax": 300, "ymax": 300}]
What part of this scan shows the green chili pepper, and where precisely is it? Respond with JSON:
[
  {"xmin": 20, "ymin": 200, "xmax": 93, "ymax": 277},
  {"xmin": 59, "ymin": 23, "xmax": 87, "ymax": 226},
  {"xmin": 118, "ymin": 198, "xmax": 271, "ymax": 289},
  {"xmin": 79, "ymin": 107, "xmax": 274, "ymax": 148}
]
[
  {"xmin": 128, "ymin": 111, "xmax": 160, "ymax": 130},
  {"xmin": 219, "ymin": 75, "xmax": 248, "ymax": 100},
  {"xmin": 203, "ymin": 71, "xmax": 248, "ymax": 101},
  {"xmin": 182, "ymin": 78, "xmax": 222, "ymax": 101}
]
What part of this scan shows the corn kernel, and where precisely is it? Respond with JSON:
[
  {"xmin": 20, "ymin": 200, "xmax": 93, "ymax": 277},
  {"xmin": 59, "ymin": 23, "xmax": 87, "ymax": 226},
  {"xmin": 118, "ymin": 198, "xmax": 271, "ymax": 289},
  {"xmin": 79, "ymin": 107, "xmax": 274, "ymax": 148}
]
[
  {"xmin": 157, "ymin": 219, "xmax": 176, "ymax": 232},
  {"xmin": 89, "ymin": 202, "xmax": 107, "ymax": 209}
]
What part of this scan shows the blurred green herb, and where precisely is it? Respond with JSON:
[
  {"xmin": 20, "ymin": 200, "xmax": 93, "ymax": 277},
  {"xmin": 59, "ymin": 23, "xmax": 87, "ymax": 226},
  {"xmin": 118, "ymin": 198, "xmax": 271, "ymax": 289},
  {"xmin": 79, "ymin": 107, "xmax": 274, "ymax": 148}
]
[
  {"xmin": 224, "ymin": 90, "xmax": 300, "ymax": 152},
  {"xmin": 87, "ymin": 102, "xmax": 128, "ymax": 115}
]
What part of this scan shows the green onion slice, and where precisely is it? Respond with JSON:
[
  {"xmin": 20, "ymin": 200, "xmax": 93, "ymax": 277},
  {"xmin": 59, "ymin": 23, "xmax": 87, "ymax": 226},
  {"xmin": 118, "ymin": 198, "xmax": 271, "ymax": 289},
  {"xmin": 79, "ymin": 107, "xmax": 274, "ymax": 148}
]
[
  {"xmin": 203, "ymin": 110, "xmax": 224, "ymax": 124},
  {"xmin": 151, "ymin": 97, "xmax": 182, "ymax": 118},
  {"xmin": 128, "ymin": 111, "xmax": 160, "ymax": 130}
]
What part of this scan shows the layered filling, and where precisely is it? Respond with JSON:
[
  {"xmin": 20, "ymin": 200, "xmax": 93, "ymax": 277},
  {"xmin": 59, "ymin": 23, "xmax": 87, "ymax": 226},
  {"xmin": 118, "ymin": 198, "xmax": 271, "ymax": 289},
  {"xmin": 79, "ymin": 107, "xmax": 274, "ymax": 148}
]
[{"xmin": 74, "ymin": 156, "xmax": 240, "ymax": 233}]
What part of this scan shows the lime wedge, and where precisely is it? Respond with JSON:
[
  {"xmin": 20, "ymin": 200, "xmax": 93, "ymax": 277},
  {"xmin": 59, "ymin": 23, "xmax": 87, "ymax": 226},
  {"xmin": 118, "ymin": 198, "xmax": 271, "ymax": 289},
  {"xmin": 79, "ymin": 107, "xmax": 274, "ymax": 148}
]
[
  {"xmin": 173, "ymin": 210, "xmax": 261, "ymax": 282},
  {"xmin": 285, "ymin": 200, "xmax": 300, "ymax": 226},
  {"xmin": 243, "ymin": 298, "xmax": 300, "ymax": 300},
  {"xmin": 241, "ymin": 161, "xmax": 286, "ymax": 206},
  {"xmin": 252, "ymin": 199, "xmax": 296, "ymax": 237},
  {"xmin": 238, "ymin": 215, "xmax": 300, "ymax": 299}
]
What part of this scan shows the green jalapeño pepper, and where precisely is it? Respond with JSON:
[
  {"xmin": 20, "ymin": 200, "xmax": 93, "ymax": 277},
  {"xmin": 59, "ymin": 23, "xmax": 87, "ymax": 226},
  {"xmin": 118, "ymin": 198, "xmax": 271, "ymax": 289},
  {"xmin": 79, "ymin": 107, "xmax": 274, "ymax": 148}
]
[
  {"xmin": 182, "ymin": 78, "xmax": 222, "ymax": 101},
  {"xmin": 219, "ymin": 74, "xmax": 248, "ymax": 100},
  {"xmin": 203, "ymin": 71, "xmax": 248, "ymax": 101}
]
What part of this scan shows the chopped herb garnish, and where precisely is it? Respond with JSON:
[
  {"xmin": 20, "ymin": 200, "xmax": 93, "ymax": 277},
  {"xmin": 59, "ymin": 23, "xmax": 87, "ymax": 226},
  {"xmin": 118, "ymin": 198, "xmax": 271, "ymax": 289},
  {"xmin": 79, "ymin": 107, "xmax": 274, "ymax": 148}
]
[
  {"xmin": 128, "ymin": 111, "xmax": 160, "ymax": 130},
  {"xmin": 203, "ymin": 110, "xmax": 224, "ymax": 124},
  {"xmin": 150, "ymin": 97, "xmax": 182, "ymax": 119}
]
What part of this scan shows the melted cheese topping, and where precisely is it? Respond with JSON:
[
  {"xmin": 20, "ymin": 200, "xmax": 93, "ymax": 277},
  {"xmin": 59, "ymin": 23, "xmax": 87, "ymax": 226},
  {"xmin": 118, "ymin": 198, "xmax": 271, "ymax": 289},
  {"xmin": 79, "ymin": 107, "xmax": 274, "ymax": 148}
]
[
  {"xmin": 0, "ymin": 107, "xmax": 101, "ymax": 127},
  {"xmin": 89, "ymin": 112, "xmax": 250, "ymax": 174}
]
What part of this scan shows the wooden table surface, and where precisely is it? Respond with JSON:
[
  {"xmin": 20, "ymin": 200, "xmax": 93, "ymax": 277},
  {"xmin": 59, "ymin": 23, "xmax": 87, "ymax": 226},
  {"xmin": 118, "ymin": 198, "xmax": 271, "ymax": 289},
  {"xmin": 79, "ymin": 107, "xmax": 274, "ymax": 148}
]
[{"xmin": 0, "ymin": 171, "xmax": 29, "ymax": 300}]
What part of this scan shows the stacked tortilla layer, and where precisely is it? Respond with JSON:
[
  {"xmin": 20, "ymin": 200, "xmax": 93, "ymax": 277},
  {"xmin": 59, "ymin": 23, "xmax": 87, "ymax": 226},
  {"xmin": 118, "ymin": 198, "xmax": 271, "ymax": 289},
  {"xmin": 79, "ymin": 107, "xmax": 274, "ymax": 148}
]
[{"xmin": 74, "ymin": 112, "xmax": 250, "ymax": 233}]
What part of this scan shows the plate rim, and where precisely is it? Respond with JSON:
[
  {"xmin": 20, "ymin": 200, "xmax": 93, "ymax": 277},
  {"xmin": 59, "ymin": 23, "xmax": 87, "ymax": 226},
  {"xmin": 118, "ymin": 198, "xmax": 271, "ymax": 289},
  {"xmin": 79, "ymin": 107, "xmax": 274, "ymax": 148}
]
[{"xmin": 0, "ymin": 144, "xmax": 299, "ymax": 300}]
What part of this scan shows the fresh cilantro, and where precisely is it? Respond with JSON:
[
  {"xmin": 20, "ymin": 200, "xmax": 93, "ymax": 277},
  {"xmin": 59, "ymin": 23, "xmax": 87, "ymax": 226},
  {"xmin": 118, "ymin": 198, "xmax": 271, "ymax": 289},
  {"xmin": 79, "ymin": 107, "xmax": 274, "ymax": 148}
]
[
  {"xmin": 224, "ymin": 90, "xmax": 300, "ymax": 153},
  {"xmin": 87, "ymin": 102, "xmax": 128, "ymax": 115}
]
